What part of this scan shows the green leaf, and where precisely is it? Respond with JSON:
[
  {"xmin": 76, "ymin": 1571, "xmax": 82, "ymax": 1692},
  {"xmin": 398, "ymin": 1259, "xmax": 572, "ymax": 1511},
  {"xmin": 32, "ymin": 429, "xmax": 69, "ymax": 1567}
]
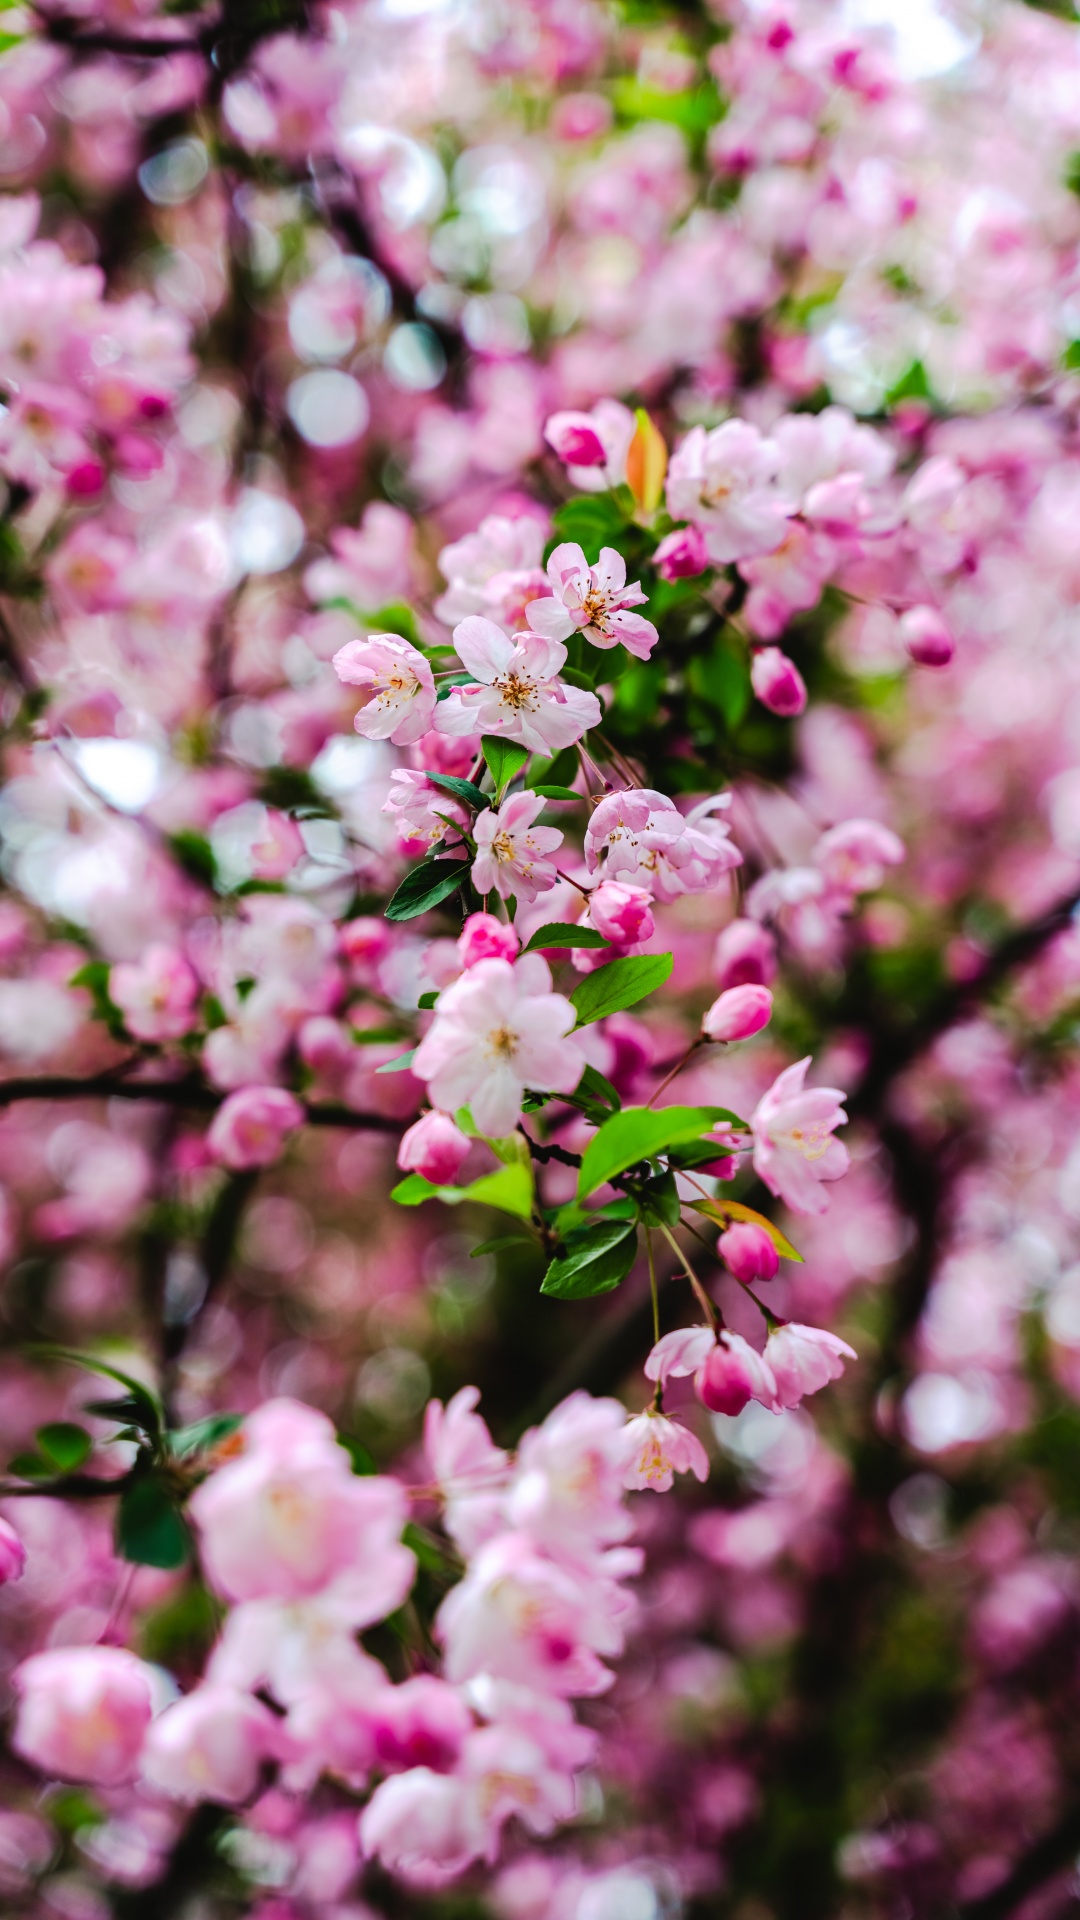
[
  {"xmin": 29, "ymin": 1348, "xmax": 163, "ymax": 1441},
  {"xmin": 638, "ymin": 1170, "xmax": 680, "ymax": 1228},
  {"xmin": 569, "ymin": 952, "xmax": 673, "ymax": 1027},
  {"xmin": 481, "ymin": 737, "xmax": 529, "ymax": 796},
  {"xmin": 374, "ymin": 1047, "xmax": 418, "ymax": 1074},
  {"xmin": 167, "ymin": 830, "xmax": 218, "ymax": 889},
  {"xmin": 116, "ymin": 1475, "xmax": 191, "ymax": 1570},
  {"xmin": 578, "ymin": 1104, "xmax": 732, "ymax": 1199},
  {"xmin": 417, "ymin": 991, "xmax": 439, "ymax": 1011},
  {"xmin": 368, "ymin": 601, "xmax": 420, "ymax": 645},
  {"xmin": 576, "ymin": 1061, "xmax": 622, "ymax": 1111},
  {"xmin": 385, "ymin": 858, "xmax": 466, "ymax": 922},
  {"xmin": 36, "ymin": 1423, "xmax": 92, "ymax": 1473},
  {"xmin": 168, "ymin": 1413, "xmax": 244, "ymax": 1459},
  {"xmin": 530, "ymin": 785, "xmax": 582, "ymax": 801},
  {"xmin": 523, "ymin": 923, "xmax": 610, "ymax": 953},
  {"xmin": 470, "ymin": 1233, "xmax": 533, "ymax": 1257},
  {"xmin": 689, "ymin": 1197, "xmax": 804, "ymax": 1263},
  {"xmin": 527, "ymin": 747, "xmax": 579, "ymax": 790},
  {"xmin": 885, "ymin": 358, "xmax": 933, "ymax": 409},
  {"xmin": 339, "ymin": 1432, "xmax": 378, "ymax": 1474},
  {"xmin": 424, "ymin": 772, "xmax": 488, "ymax": 809},
  {"xmin": 391, "ymin": 1162, "xmax": 535, "ymax": 1220},
  {"xmin": 540, "ymin": 1219, "xmax": 638, "ymax": 1299},
  {"xmin": 7, "ymin": 1451, "xmax": 48, "ymax": 1479},
  {"xmin": 549, "ymin": 494, "xmax": 629, "ymax": 558}
]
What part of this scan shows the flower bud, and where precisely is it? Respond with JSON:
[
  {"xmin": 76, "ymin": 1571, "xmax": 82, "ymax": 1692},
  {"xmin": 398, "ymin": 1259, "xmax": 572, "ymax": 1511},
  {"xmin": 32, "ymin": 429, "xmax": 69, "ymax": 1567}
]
[
  {"xmin": 458, "ymin": 913, "xmax": 519, "ymax": 969},
  {"xmin": 587, "ymin": 881, "xmax": 654, "ymax": 948},
  {"xmin": 0, "ymin": 1515, "xmax": 26, "ymax": 1583},
  {"xmin": 703, "ymin": 984, "xmax": 773, "ymax": 1042},
  {"xmin": 398, "ymin": 1110, "xmax": 471, "ymax": 1185},
  {"xmin": 543, "ymin": 411, "xmax": 608, "ymax": 468},
  {"xmin": 718, "ymin": 1221, "xmax": 779, "ymax": 1283},
  {"xmin": 653, "ymin": 525, "xmax": 708, "ymax": 581},
  {"xmin": 207, "ymin": 1087, "xmax": 305, "ymax": 1170},
  {"xmin": 695, "ymin": 1332, "xmax": 777, "ymax": 1417},
  {"xmin": 750, "ymin": 646, "xmax": 808, "ymax": 717},
  {"xmin": 714, "ymin": 917, "xmax": 777, "ymax": 990},
  {"xmin": 898, "ymin": 604, "xmax": 954, "ymax": 667}
]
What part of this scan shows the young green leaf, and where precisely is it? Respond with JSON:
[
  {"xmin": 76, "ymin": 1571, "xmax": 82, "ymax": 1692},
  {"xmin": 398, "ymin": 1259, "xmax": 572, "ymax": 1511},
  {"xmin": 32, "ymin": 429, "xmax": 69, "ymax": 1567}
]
[
  {"xmin": 29, "ymin": 1348, "xmax": 163, "ymax": 1441},
  {"xmin": 417, "ymin": 990, "xmax": 439, "ymax": 1011},
  {"xmin": 384, "ymin": 858, "xmax": 467, "ymax": 922},
  {"xmin": 391, "ymin": 1162, "xmax": 535, "ymax": 1220},
  {"xmin": 423, "ymin": 772, "xmax": 488, "ymax": 809},
  {"xmin": 689, "ymin": 1197, "xmax": 804, "ymax": 1262},
  {"xmin": 540, "ymin": 1218, "xmax": 638, "ymax": 1299},
  {"xmin": 35, "ymin": 1423, "xmax": 92, "ymax": 1473},
  {"xmin": 569, "ymin": 952, "xmax": 673, "ymax": 1027},
  {"xmin": 522, "ymin": 923, "xmax": 610, "ymax": 953},
  {"xmin": 481, "ymin": 737, "xmax": 529, "ymax": 796},
  {"xmin": 578, "ymin": 1104, "xmax": 733, "ymax": 1199},
  {"xmin": 374, "ymin": 1047, "xmax": 418, "ymax": 1074},
  {"xmin": 576, "ymin": 1061, "xmax": 622, "ymax": 1111},
  {"xmin": 116, "ymin": 1475, "xmax": 191, "ymax": 1570},
  {"xmin": 530, "ymin": 785, "xmax": 582, "ymax": 801}
]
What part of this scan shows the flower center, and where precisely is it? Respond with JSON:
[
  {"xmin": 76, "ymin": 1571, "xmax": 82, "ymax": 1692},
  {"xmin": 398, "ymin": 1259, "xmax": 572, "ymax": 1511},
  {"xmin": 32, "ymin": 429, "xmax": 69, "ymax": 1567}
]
[
  {"xmin": 788, "ymin": 1121, "xmax": 831, "ymax": 1162},
  {"xmin": 491, "ymin": 831, "xmax": 516, "ymax": 865},
  {"xmin": 486, "ymin": 1024, "xmax": 519, "ymax": 1062},
  {"xmin": 495, "ymin": 670, "xmax": 535, "ymax": 710}
]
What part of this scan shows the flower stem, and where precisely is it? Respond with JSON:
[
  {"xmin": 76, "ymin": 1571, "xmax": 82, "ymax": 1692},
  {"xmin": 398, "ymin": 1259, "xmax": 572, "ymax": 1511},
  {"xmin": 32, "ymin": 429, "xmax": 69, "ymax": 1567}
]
[{"xmin": 657, "ymin": 1221, "xmax": 718, "ymax": 1328}]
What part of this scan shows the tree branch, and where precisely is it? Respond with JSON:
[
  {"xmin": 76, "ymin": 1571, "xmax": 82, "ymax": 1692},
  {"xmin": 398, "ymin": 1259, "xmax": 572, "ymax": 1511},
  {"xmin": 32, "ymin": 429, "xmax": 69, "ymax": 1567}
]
[{"xmin": 0, "ymin": 1071, "xmax": 400, "ymax": 1132}]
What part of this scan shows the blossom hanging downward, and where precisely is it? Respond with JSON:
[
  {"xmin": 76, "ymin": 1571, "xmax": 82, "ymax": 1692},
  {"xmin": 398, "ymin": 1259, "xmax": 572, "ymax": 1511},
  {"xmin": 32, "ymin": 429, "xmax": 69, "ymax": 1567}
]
[
  {"xmin": 471, "ymin": 791, "xmax": 563, "ymax": 902},
  {"xmin": 413, "ymin": 953, "xmax": 586, "ymax": 1136},
  {"xmin": 526, "ymin": 543, "xmax": 659, "ymax": 660},
  {"xmin": 437, "ymin": 618, "xmax": 601, "ymax": 754},
  {"xmin": 332, "ymin": 633, "xmax": 437, "ymax": 746}
]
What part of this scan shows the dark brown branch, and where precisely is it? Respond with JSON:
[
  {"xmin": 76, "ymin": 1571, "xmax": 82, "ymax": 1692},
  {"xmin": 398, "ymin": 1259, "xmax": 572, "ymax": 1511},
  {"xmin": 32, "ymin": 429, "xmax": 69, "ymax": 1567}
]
[{"xmin": 0, "ymin": 1071, "xmax": 400, "ymax": 1132}]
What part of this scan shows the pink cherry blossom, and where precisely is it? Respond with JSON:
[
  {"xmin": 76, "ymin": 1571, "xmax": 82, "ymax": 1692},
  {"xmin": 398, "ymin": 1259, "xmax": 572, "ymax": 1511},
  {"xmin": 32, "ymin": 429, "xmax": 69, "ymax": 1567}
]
[
  {"xmin": 543, "ymin": 411, "xmax": 607, "ymax": 467},
  {"xmin": 644, "ymin": 1324, "xmax": 715, "ymax": 1385},
  {"xmin": 141, "ymin": 1687, "xmax": 285, "ymax": 1806},
  {"xmin": 666, "ymin": 420, "xmax": 794, "ymax": 564},
  {"xmin": 764, "ymin": 1323, "xmax": 858, "ymax": 1409},
  {"xmin": 331, "ymin": 633, "xmax": 437, "ymax": 746},
  {"xmin": 383, "ymin": 768, "xmax": 471, "ymax": 859},
  {"xmin": 471, "ymin": 791, "xmax": 563, "ymax": 903},
  {"xmin": 413, "ymin": 954, "xmax": 585, "ymax": 1137},
  {"xmin": 585, "ymin": 880, "xmax": 654, "ymax": 948},
  {"xmin": 750, "ymin": 1057, "xmax": 850, "ymax": 1216},
  {"xmin": 206, "ymin": 1087, "xmax": 305, "ymax": 1171},
  {"xmin": 813, "ymin": 819, "xmax": 905, "ymax": 896},
  {"xmin": 369, "ymin": 1675, "xmax": 473, "ymax": 1774},
  {"xmin": 435, "ymin": 515, "xmax": 549, "ymax": 633},
  {"xmin": 584, "ymin": 788, "xmax": 741, "ymax": 901},
  {"xmin": 11, "ymin": 1647, "xmax": 155, "ymax": 1787},
  {"xmin": 714, "ymin": 918, "xmax": 778, "ymax": 989},
  {"xmin": 424, "ymin": 1386, "xmax": 510, "ymax": 1555},
  {"xmin": 436, "ymin": 619, "xmax": 601, "ymax": 755},
  {"xmin": 398, "ymin": 1110, "xmax": 471, "ymax": 1186},
  {"xmin": 109, "ymin": 944, "xmax": 199, "ymax": 1042},
  {"xmin": 621, "ymin": 1411, "xmax": 710, "ymax": 1491},
  {"xmin": 703, "ymin": 984, "xmax": 773, "ymax": 1042},
  {"xmin": 525, "ymin": 544, "xmax": 658, "ymax": 661},
  {"xmin": 695, "ymin": 1333, "xmax": 779, "ymax": 1417},
  {"xmin": 653, "ymin": 524, "xmax": 708, "ymax": 580}
]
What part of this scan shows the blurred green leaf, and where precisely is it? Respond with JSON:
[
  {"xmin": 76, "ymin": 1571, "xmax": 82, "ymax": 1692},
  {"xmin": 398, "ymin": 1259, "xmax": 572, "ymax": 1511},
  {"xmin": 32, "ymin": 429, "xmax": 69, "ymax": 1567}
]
[{"xmin": 36, "ymin": 1423, "xmax": 92, "ymax": 1472}]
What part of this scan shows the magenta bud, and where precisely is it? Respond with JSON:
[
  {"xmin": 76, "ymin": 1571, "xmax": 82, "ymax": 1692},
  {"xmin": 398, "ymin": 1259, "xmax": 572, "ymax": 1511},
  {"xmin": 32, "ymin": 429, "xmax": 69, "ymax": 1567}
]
[
  {"xmin": 458, "ymin": 912, "xmax": 519, "ymax": 968},
  {"xmin": 702, "ymin": 984, "xmax": 773, "ymax": 1043},
  {"xmin": 714, "ymin": 918, "xmax": 777, "ymax": 990},
  {"xmin": 0, "ymin": 1515, "xmax": 26, "ymax": 1584},
  {"xmin": 694, "ymin": 1331, "xmax": 775, "ymax": 1416},
  {"xmin": 543, "ymin": 411, "xmax": 607, "ymax": 468},
  {"xmin": 718, "ymin": 1221, "xmax": 779, "ymax": 1283},
  {"xmin": 750, "ymin": 646, "xmax": 808, "ymax": 717},
  {"xmin": 65, "ymin": 460, "xmax": 105, "ymax": 497},
  {"xmin": 398, "ymin": 1110, "xmax": 471, "ymax": 1185},
  {"xmin": 588, "ymin": 880, "xmax": 654, "ymax": 947},
  {"xmin": 653, "ymin": 524, "xmax": 708, "ymax": 582},
  {"xmin": 898, "ymin": 604, "xmax": 954, "ymax": 667}
]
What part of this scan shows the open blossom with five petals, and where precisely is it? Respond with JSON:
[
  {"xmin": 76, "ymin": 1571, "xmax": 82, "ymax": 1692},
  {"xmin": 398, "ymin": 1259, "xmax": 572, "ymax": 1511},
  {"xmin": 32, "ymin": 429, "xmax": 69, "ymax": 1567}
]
[
  {"xmin": 666, "ymin": 420, "xmax": 794, "ymax": 564},
  {"xmin": 383, "ymin": 768, "xmax": 471, "ymax": 858},
  {"xmin": 622, "ymin": 1410, "xmax": 709, "ymax": 1492},
  {"xmin": 471, "ymin": 791, "xmax": 563, "ymax": 903},
  {"xmin": 750, "ymin": 1056, "xmax": 850, "ymax": 1216},
  {"xmin": 764, "ymin": 1323, "xmax": 858, "ymax": 1408},
  {"xmin": 525, "ymin": 543, "xmax": 658, "ymax": 660},
  {"xmin": 436, "ymin": 618, "xmax": 601, "ymax": 755},
  {"xmin": 584, "ymin": 788, "xmax": 741, "ymax": 901},
  {"xmin": 435, "ymin": 514, "xmax": 549, "ymax": 634},
  {"xmin": 332, "ymin": 633, "xmax": 436, "ymax": 745},
  {"xmin": 413, "ymin": 953, "xmax": 586, "ymax": 1137}
]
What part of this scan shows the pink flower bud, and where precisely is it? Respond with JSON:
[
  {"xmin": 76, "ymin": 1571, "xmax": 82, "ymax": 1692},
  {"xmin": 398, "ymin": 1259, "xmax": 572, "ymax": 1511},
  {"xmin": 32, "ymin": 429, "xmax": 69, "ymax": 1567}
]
[
  {"xmin": 207, "ymin": 1087, "xmax": 305, "ymax": 1170},
  {"xmin": 714, "ymin": 918, "xmax": 777, "ymax": 989},
  {"xmin": 898, "ymin": 604, "xmax": 954, "ymax": 667},
  {"xmin": 718, "ymin": 1221, "xmax": 779, "ymax": 1283},
  {"xmin": 340, "ymin": 916, "xmax": 392, "ymax": 969},
  {"xmin": 587, "ymin": 881, "xmax": 654, "ymax": 948},
  {"xmin": 457, "ymin": 913, "xmax": 519, "ymax": 969},
  {"xmin": 0, "ymin": 1515, "xmax": 26, "ymax": 1583},
  {"xmin": 750, "ymin": 646, "xmax": 808, "ymax": 717},
  {"xmin": 65, "ymin": 459, "xmax": 105, "ymax": 497},
  {"xmin": 653, "ymin": 525, "xmax": 708, "ymax": 581},
  {"xmin": 398, "ymin": 1110, "xmax": 471, "ymax": 1185},
  {"xmin": 544, "ymin": 411, "xmax": 608, "ymax": 468},
  {"xmin": 695, "ymin": 1332, "xmax": 777, "ymax": 1416},
  {"xmin": 12, "ymin": 1647, "xmax": 155, "ymax": 1786},
  {"xmin": 703, "ymin": 984, "xmax": 773, "ymax": 1042}
]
